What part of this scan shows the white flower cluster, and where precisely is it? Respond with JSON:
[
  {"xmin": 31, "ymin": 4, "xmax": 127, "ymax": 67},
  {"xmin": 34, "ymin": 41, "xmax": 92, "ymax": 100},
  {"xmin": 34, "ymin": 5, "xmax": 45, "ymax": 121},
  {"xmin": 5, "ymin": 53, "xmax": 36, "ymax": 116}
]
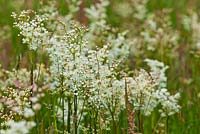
[
  {"xmin": 0, "ymin": 120, "xmax": 35, "ymax": 134},
  {"xmin": 0, "ymin": 68, "xmax": 30, "ymax": 90},
  {"xmin": 0, "ymin": 87, "xmax": 34, "ymax": 119},
  {"xmin": 85, "ymin": 0, "xmax": 109, "ymax": 27},
  {"xmin": 145, "ymin": 58, "xmax": 169, "ymax": 88},
  {"xmin": 85, "ymin": 0, "xmax": 130, "ymax": 62},
  {"xmin": 85, "ymin": 0, "xmax": 109, "ymax": 48},
  {"xmin": 15, "ymin": 9, "xmax": 128, "ymax": 130},
  {"xmin": 116, "ymin": 1, "xmax": 180, "ymax": 53},
  {"xmin": 126, "ymin": 69, "xmax": 158, "ymax": 116},
  {"xmin": 12, "ymin": 10, "xmax": 49, "ymax": 50},
  {"xmin": 0, "ymin": 65, "xmax": 49, "ymax": 132},
  {"xmin": 156, "ymin": 88, "xmax": 180, "ymax": 117},
  {"xmin": 0, "ymin": 64, "xmax": 50, "ymax": 90},
  {"xmin": 183, "ymin": 12, "xmax": 200, "ymax": 50},
  {"xmin": 145, "ymin": 59, "xmax": 181, "ymax": 117},
  {"xmin": 10, "ymin": 4, "xmax": 181, "ymax": 132},
  {"xmin": 47, "ymin": 35, "xmax": 126, "ymax": 131},
  {"xmin": 107, "ymin": 31, "xmax": 130, "ymax": 61},
  {"xmin": 140, "ymin": 12, "xmax": 179, "ymax": 51},
  {"xmin": 125, "ymin": 59, "xmax": 180, "ymax": 117},
  {"xmin": 85, "ymin": 46, "xmax": 125, "ymax": 111},
  {"xmin": 131, "ymin": 0, "xmax": 148, "ymax": 20},
  {"xmin": 38, "ymin": 1, "xmax": 58, "ymax": 20}
]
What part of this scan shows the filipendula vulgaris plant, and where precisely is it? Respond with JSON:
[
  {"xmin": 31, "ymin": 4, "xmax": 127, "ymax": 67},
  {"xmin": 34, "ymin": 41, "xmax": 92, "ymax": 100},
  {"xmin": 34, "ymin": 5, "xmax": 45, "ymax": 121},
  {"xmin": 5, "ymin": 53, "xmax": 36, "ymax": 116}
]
[
  {"xmin": 122, "ymin": 59, "xmax": 180, "ymax": 133},
  {"xmin": 9, "ymin": 1, "xmax": 181, "ymax": 134},
  {"xmin": 1, "ymin": 9, "xmax": 51, "ymax": 132},
  {"xmin": 145, "ymin": 59, "xmax": 180, "ymax": 133},
  {"xmin": 11, "ymin": 7, "xmax": 128, "ymax": 133}
]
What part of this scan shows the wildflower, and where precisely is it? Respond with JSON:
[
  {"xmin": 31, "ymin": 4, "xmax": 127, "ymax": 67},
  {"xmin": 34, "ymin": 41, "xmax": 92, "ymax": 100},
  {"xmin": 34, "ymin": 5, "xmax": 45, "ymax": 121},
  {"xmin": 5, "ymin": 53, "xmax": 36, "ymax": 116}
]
[
  {"xmin": 12, "ymin": 10, "xmax": 49, "ymax": 50},
  {"xmin": 33, "ymin": 103, "xmax": 41, "ymax": 111},
  {"xmin": 24, "ymin": 108, "xmax": 35, "ymax": 118},
  {"xmin": 145, "ymin": 58, "xmax": 169, "ymax": 89},
  {"xmin": 0, "ymin": 120, "xmax": 36, "ymax": 134}
]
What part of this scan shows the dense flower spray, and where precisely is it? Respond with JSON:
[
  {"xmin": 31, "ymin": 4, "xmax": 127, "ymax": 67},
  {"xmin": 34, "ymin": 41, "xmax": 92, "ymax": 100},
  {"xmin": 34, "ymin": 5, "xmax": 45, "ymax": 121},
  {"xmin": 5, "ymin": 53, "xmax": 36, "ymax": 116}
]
[{"xmin": 0, "ymin": 1, "xmax": 182, "ymax": 133}]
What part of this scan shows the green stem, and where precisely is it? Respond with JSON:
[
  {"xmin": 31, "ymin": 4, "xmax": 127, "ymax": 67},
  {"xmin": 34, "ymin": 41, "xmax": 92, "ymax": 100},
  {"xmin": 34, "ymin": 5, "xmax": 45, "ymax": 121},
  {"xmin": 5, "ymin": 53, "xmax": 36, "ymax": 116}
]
[
  {"xmin": 60, "ymin": 73, "xmax": 65, "ymax": 134},
  {"xmin": 94, "ymin": 111, "xmax": 98, "ymax": 134},
  {"xmin": 152, "ymin": 116, "xmax": 162, "ymax": 134},
  {"xmin": 74, "ymin": 93, "xmax": 78, "ymax": 134},
  {"xmin": 111, "ymin": 111, "xmax": 117, "ymax": 134},
  {"xmin": 62, "ymin": 92, "xmax": 65, "ymax": 134},
  {"xmin": 67, "ymin": 97, "xmax": 71, "ymax": 133},
  {"xmin": 166, "ymin": 116, "xmax": 169, "ymax": 134},
  {"xmin": 138, "ymin": 110, "xmax": 141, "ymax": 132}
]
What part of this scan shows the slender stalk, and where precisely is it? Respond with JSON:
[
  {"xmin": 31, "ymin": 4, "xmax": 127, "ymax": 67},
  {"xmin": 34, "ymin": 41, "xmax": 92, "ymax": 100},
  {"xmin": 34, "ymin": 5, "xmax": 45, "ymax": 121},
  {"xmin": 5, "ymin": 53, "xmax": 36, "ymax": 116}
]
[
  {"xmin": 166, "ymin": 116, "xmax": 169, "ymax": 134},
  {"xmin": 152, "ymin": 116, "xmax": 162, "ymax": 134},
  {"xmin": 77, "ymin": 99, "xmax": 86, "ymax": 126},
  {"xmin": 30, "ymin": 50, "xmax": 36, "ymax": 107},
  {"xmin": 89, "ymin": 111, "xmax": 92, "ymax": 134},
  {"xmin": 94, "ymin": 111, "xmax": 98, "ymax": 134},
  {"xmin": 141, "ymin": 112, "xmax": 144, "ymax": 132},
  {"xmin": 138, "ymin": 110, "xmax": 141, "ymax": 132},
  {"xmin": 60, "ymin": 73, "xmax": 65, "ymax": 134},
  {"xmin": 67, "ymin": 96, "xmax": 71, "ymax": 133},
  {"xmin": 74, "ymin": 92, "xmax": 78, "ymax": 134},
  {"xmin": 15, "ymin": 54, "xmax": 21, "ymax": 70},
  {"xmin": 138, "ymin": 92, "xmax": 144, "ymax": 133},
  {"xmin": 111, "ymin": 92, "xmax": 117, "ymax": 134},
  {"xmin": 53, "ymin": 94, "xmax": 58, "ymax": 134},
  {"xmin": 30, "ymin": 64, "xmax": 34, "ymax": 101},
  {"xmin": 62, "ymin": 92, "xmax": 65, "ymax": 134},
  {"xmin": 125, "ymin": 77, "xmax": 136, "ymax": 134},
  {"xmin": 111, "ymin": 111, "xmax": 117, "ymax": 134}
]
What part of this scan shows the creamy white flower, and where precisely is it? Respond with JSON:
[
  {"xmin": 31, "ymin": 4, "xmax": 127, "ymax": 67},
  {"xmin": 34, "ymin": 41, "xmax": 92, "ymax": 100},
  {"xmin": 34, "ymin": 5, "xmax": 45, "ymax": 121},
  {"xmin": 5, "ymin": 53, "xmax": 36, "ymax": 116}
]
[
  {"xmin": 145, "ymin": 59, "xmax": 169, "ymax": 89},
  {"xmin": 0, "ymin": 120, "xmax": 35, "ymax": 134},
  {"xmin": 24, "ymin": 108, "xmax": 35, "ymax": 118},
  {"xmin": 33, "ymin": 103, "xmax": 41, "ymax": 111}
]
